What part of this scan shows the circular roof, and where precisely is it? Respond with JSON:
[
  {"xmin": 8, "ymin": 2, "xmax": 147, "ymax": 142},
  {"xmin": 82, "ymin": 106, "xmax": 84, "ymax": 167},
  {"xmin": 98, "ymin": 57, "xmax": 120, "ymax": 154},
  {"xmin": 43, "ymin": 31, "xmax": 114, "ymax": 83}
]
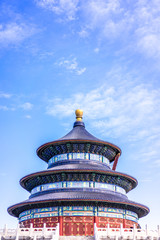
[
  {"xmin": 37, "ymin": 112, "xmax": 121, "ymax": 162},
  {"xmin": 8, "ymin": 190, "xmax": 149, "ymax": 218},
  {"xmin": 20, "ymin": 164, "xmax": 137, "ymax": 193}
]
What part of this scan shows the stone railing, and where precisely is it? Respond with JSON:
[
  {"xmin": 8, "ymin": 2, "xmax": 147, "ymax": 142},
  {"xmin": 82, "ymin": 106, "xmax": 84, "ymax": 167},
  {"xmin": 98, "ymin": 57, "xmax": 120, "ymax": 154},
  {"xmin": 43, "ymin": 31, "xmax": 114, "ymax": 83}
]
[
  {"xmin": 94, "ymin": 223, "xmax": 160, "ymax": 240},
  {"xmin": 1, "ymin": 224, "xmax": 160, "ymax": 240},
  {"xmin": 0, "ymin": 223, "xmax": 59, "ymax": 240}
]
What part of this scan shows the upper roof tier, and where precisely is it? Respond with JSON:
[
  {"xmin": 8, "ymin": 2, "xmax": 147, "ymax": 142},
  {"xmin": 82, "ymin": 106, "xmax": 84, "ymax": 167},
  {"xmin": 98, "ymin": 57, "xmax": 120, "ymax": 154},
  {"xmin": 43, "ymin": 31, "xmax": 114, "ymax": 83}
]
[{"xmin": 37, "ymin": 109, "xmax": 121, "ymax": 163}]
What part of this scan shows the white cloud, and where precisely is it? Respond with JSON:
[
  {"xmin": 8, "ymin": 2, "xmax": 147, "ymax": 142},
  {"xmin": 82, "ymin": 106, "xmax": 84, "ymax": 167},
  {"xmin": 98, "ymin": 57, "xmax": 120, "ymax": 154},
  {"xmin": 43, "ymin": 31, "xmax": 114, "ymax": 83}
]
[
  {"xmin": 59, "ymin": 57, "xmax": 78, "ymax": 70},
  {"xmin": 0, "ymin": 22, "xmax": 37, "ymax": 47},
  {"xmin": 57, "ymin": 57, "xmax": 86, "ymax": 75},
  {"xmin": 46, "ymin": 78, "xmax": 160, "ymax": 141},
  {"xmin": 0, "ymin": 101, "xmax": 33, "ymax": 112},
  {"xmin": 0, "ymin": 91, "xmax": 33, "ymax": 112},
  {"xmin": 46, "ymin": 76, "xmax": 160, "ymax": 168},
  {"xmin": 34, "ymin": 0, "xmax": 160, "ymax": 61},
  {"xmin": 35, "ymin": 0, "xmax": 79, "ymax": 21},
  {"xmin": 86, "ymin": 0, "xmax": 160, "ymax": 59},
  {"xmin": 25, "ymin": 115, "xmax": 32, "ymax": 119},
  {"xmin": 38, "ymin": 51, "xmax": 54, "ymax": 60},
  {"xmin": 78, "ymin": 28, "xmax": 89, "ymax": 38},
  {"xmin": 76, "ymin": 67, "xmax": 86, "ymax": 75},
  {"xmin": 20, "ymin": 102, "xmax": 33, "ymax": 110},
  {"xmin": 34, "ymin": 0, "xmax": 160, "ymax": 60},
  {"xmin": 0, "ymin": 105, "xmax": 9, "ymax": 111},
  {"xmin": 79, "ymin": 0, "xmax": 129, "ymax": 40},
  {"xmin": 133, "ymin": 0, "xmax": 160, "ymax": 59},
  {"xmin": 0, "ymin": 105, "xmax": 15, "ymax": 111},
  {"xmin": 94, "ymin": 48, "xmax": 100, "ymax": 53},
  {"xmin": 0, "ymin": 92, "xmax": 12, "ymax": 98}
]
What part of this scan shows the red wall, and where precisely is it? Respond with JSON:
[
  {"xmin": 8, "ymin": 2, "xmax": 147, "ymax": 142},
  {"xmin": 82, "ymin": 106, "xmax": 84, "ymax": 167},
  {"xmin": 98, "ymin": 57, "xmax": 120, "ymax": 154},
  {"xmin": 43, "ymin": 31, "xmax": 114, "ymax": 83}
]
[{"xmin": 21, "ymin": 216, "xmax": 138, "ymax": 236}]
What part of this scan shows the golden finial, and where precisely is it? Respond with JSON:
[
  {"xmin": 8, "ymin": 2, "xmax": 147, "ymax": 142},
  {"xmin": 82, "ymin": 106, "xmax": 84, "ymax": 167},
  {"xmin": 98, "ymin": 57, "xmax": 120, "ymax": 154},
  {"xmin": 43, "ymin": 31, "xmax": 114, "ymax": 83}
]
[{"xmin": 75, "ymin": 109, "xmax": 83, "ymax": 121}]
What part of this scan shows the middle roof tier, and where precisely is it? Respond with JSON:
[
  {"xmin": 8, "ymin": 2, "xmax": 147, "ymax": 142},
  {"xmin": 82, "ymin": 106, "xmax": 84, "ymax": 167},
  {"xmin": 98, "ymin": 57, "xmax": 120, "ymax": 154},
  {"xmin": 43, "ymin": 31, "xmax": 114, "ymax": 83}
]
[{"xmin": 20, "ymin": 164, "xmax": 137, "ymax": 194}]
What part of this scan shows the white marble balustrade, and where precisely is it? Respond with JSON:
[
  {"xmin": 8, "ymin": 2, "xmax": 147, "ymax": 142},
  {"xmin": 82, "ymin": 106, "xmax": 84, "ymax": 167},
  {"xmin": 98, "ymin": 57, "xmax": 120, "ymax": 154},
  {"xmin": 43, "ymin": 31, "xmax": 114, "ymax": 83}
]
[
  {"xmin": 94, "ymin": 224, "xmax": 160, "ymax": 240},
  {"xmin": 0, "ymin": 223, "xmax": 59, "ymax": 240},
  {"xmin": 1, "ymin": 223, "xmax": 160, "ymax": 240}
]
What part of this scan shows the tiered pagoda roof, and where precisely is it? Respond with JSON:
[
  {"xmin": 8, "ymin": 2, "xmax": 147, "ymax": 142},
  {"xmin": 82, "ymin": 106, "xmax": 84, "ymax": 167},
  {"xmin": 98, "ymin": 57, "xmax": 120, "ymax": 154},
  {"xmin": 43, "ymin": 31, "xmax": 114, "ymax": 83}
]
[{"xmin": 8, "ymin": 109, "xmax": 149, "ymax": 233}]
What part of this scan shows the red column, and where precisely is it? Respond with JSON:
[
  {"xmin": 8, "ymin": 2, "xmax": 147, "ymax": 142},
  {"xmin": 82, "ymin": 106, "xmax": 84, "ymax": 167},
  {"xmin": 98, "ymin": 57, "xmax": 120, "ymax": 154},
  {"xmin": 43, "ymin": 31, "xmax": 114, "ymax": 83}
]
[
  {"xmin": 94, "ymin": 206, "xmax": 98, "ymax": 228},
  {"xmin": 112, "ymin": 153, "xmax": 120, "ymax": 171},
  {"xmin": 59, "ymin": 216, "xmax": 63, "ymax": 236},
  {"xmin": 123, "ymin": 219, "xmax": 126, "ymax": 228}
]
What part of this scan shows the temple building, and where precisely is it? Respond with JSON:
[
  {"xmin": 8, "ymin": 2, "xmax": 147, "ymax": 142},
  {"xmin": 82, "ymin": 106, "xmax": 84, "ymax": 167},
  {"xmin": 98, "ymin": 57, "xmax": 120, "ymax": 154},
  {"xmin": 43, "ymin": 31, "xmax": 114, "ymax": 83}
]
[{"xmin": 8, "ymin": 110, "xmax": 149, "ymax": 237}]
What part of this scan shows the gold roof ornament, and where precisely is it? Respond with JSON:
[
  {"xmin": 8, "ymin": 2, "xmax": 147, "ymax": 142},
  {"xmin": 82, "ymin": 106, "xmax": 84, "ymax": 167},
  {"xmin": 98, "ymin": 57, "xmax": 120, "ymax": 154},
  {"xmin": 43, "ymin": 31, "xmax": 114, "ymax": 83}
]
[{"xmin": 75, "ymin": 109, "xmax": 83, "ymax": 121}]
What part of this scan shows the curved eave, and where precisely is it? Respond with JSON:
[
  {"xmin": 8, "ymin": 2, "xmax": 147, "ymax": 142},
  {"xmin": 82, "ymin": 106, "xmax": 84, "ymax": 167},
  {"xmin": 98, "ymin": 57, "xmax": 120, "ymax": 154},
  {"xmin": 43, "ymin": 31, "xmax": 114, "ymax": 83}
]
[
  {"xmin": 8, "ymin": 195, "xmax": 149, "ymax": 219},
  {"xmin": 37, "ymin": 139, "xmax": 121, "ymax": 162},
  {"xmin": 20, "ymin": 168, "xmax": 138, "ymax": 192}
]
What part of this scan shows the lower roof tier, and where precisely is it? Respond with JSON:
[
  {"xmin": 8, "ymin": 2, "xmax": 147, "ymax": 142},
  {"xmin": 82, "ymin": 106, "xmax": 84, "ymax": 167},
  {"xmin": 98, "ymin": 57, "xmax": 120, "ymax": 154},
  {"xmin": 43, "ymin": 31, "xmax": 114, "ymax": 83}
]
[{"xmin": 8, "ymin": 190, "xmax": 149, "ymax": 218}]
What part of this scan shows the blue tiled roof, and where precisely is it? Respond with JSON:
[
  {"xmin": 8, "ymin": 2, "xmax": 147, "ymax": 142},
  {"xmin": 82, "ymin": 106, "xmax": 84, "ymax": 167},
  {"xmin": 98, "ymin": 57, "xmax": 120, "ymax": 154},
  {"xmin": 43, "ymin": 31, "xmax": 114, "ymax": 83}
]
[
  {"xmin": 58, "ymin": 121, "xmax": 101, "ymax": 141},
  {"xmin": 8, "ymin": 190, "xmax": 149, "ymax": 218},
  {"xmin": 37, "ymin": 121, "xmax": 121, "ymax": 162}
]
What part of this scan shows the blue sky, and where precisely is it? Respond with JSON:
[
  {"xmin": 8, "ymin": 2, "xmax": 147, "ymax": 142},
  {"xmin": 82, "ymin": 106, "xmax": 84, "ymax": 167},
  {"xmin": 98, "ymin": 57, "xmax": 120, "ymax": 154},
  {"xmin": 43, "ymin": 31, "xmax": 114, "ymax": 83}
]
[{"xmin": 0, "ymin": 0, "xmax": 160, "ymax": 229}]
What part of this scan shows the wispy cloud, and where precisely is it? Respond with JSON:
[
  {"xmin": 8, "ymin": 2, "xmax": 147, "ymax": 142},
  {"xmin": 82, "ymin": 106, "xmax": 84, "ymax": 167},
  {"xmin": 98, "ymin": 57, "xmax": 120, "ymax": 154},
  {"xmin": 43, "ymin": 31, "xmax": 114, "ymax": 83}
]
[
  {"xmin": 87, "ymin": 0, "xmax": 160, "ymax": 60},
  {"xmin": 0, "ymin": 22, "xmax": 37, "ymax": 47},
  {"xmin": 76, "ymin": 67, "xmax": 86, "ymax": 75},
  {"xmin": 0, "ymin": 92, "xmax": 12, "ymax": 98},
  {"xmin": 35, "ymin": 0, "xmax": 160, "ymax": 61},
  {"xmin": 82, "ymin": 0, "xmax": 160, "ymax": 51},
  {"xmin": 0, "ymin": 95, "xmax": 33, "ymax": 112},
  {"xmin": 57, "ymin": 57, "xmax": 86, "ymax": 75},
  {"xmin": 94, "ymin": 48, "xmax": 100, "ymax": 53},
  {"xmin": 134, "ymin": 1, "xmax": 160, "ymax": 59},
  {"xmin": 0, "ymin": 105, "xmax": 9, "ymax": 111},
  {"xmin": 81, "ymin": 0, "xmax": 125, "ymax": 38},
  {"xmin": 46, "ymin": 69, "xmax": 160, "ymax": 167},
  {"xmin": 78, "ymin": 28, "xmax": 89, "ymax": 38},
  {"xmin": 46, "ymin": 83, "xmax": 160, "ymax": 141},
  {"xmin": 35, "ymin": 0, "xmax": 79, "ymax": 21},
  {"xmin": 38, "ymin": 51, "xmax": 54, "ymax": 60},
  {"xmin": 0, "ymin": 105, "xmax": 15, "ymax": 111},
  {"xmin": 25, "ymin": 115, "xmax": 32, "ymax": 119},
  {"xmin": 19, "ymin": 102, "xmax": 33, "ymax": 111},
  {"xmin": 0, "ymin": 5, "xmax": 38, "ymax": 48}
]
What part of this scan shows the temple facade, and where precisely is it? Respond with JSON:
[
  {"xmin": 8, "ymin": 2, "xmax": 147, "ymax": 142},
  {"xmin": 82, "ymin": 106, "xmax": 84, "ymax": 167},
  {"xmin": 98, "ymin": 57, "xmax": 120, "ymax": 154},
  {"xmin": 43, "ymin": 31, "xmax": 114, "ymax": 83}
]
[{"xmin": 8, "ymin": 110, "xmax": 149, "ymax": 237}]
